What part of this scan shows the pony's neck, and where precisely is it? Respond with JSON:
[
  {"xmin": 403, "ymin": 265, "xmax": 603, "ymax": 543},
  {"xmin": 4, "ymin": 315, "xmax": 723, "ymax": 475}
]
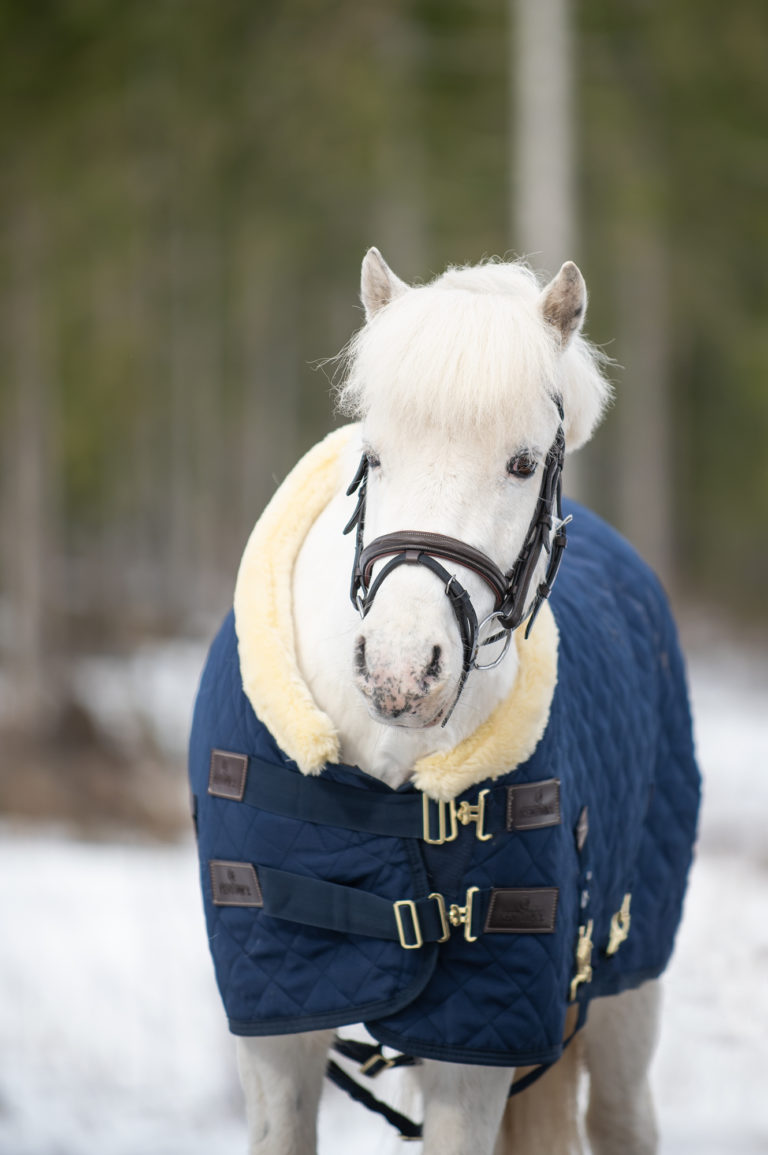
[{"xmin": 291, "ymin": 486, "xmax": 521, "ymax": 790}]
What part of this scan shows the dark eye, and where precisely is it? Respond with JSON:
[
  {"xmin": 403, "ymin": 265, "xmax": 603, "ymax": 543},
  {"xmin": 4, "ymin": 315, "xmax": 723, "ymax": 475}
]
[
  {"xmin": 506, "ymin": 452, "xmax": 538, "ymax": 479},
  {"xmin": 365, "ymin": 449, "xmax": 381, "ymax": 470}
]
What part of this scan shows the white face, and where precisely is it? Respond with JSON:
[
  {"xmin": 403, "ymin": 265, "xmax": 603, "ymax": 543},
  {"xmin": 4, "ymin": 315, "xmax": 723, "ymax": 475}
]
[
  {"xmin": 344, "ymin": 250, "xmax": 600, "ymax": 735},
  {"xmin": 351, "ymin": 408, "xmax": 560, "ymax": 729}
]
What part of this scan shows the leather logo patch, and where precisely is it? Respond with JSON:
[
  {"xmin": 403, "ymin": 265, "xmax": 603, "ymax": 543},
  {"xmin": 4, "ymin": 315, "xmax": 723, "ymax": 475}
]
[
  {"xmin": 208, "ymin": 749, "xmax": 248, "ymax": 801},
  {"xmin": 484, "ymin": 888, "xmax": 559, "ymax": 934},
  {"xmin": 506, "ymin": 779, "xmax": 561, "ymax": 830},
  {"xmin": 209, "ymin": 860, "xmax": 263, "ymax": 907}
]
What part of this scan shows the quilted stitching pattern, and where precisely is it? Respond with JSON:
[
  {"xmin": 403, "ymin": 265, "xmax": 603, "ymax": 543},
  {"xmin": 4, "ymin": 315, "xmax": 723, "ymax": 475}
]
[
  {"xmin": 189, "ymin": 500, "xmax": 700, "ymax": 1065},
  {"xmin": 190, "ymin": 627, "xmax": 434, "ymax": 1032}
]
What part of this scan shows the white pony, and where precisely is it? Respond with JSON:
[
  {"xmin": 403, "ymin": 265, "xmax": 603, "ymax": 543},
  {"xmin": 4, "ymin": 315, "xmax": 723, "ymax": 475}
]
[{"xmin": 231, "ymin": 250, "xmax": 665, "ymax": 1154}]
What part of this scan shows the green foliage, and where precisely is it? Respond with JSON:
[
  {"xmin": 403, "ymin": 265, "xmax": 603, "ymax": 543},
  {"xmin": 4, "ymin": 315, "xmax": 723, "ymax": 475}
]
[
  {"xmin": 580, "ymin": 0, "xmax": 768, "ymax": 603},
  {"xmin": 0, "ymin": 0, "xmax": 766, "ymax": 626}
]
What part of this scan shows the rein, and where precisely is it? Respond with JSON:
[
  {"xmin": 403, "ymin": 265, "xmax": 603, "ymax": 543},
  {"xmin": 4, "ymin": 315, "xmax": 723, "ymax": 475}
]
[{"xmin": 343, "ymin": 402, "xmax": 570, "ymax": 723}]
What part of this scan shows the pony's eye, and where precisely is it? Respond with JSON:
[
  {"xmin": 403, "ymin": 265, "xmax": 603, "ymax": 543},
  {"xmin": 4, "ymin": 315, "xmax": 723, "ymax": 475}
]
[
  {"xmin": 365, "ymin": 450, "xmax": 381, "ymax": 470},
  {"xmin": 506, "ymin": 453, "xmax": 538, "ymax": 479}
]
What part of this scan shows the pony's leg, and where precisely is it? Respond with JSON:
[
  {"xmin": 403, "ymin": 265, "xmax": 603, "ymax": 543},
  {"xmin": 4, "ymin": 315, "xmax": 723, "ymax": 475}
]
[
  {"xmin": 418, "ymin": 1059, "xmax": 514, "ymax": 1155},
  {"xmin": 583, "ymin": 979, "xmax": 662, "ymax": 1155},
  {"xmin": 236, "ymin": 1030, "xmax": 333, "ymax": 1155}
]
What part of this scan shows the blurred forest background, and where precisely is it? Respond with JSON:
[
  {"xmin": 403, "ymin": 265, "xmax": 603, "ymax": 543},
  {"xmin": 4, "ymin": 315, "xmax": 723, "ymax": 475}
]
[{"xmin": 1, "ymin": 0, "xmax": 766, "ymax": 835}]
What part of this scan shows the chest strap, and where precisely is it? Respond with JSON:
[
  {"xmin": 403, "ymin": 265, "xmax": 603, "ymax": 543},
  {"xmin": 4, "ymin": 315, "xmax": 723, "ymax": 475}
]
[
  {"xmin": 207, "ymin": 751, "xmax": 561, "ymax": 843},
  {"xmin": 209, "ymin": 860, "xmax": 558, "ymax": 947}
]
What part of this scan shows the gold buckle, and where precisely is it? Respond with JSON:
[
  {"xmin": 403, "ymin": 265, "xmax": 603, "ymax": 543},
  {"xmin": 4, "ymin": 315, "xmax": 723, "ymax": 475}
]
[
  {"xmin": 429, "ymin": 891, "xmax": 451, "ymax": 943},
  {"xmin": 448, "ymin": 886, "xmax": 479, "ymax": 942},
  {"xmin": 569, "ymin": 919, "xmax": 594, "ymax": 1001},
  {"xmin": 606, "ymin": 893, "xmax": 632, "ymax": 956},
  {"xmin": 360, "ymin": 1053, "xmax": 396, "ymax": 1076},
  {"xmin": 394, "ymin": 899, "xmax": 423, "ymax": 949},
  {"xmin": 454, "ymin": 789, "xmax": 492, "ymax": 841},
  {"xmin": 422, "ymin": 795, "xmax": 459, "ymax": 845}
]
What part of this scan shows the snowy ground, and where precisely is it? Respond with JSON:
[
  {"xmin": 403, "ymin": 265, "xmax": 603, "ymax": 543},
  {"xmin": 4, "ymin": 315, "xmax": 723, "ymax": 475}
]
[{"xmin": 1, "ymin": 645, "xmax": 767, "ymax": 1154}]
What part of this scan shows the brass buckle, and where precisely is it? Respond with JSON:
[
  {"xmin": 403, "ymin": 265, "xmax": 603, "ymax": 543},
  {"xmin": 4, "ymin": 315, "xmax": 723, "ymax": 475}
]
[
  {"xmin": 606, "ymin": 892, "xmax": 632, "ymax": 956},
  {"xmin": 448, "ymin": 886, "xmax": 480, "ymax": 942},
  {"xmin": 422, "ymin": 795, "xmax": 459, "ymax": 845},
  {"xmin": 360, "ymin": 1053, "xmax": 396, "ymax": 1077},
  {"xmin": 454, "ymin": 788, "xmax": 492, "ymax": 841},
  {"xmin": 569, "ymin": 919, "xmax": 594, "ymax": 1001},
  {"xmin": 429, "ymin": 891, "xmax": 451, "ymax": 943},
  {"xmin": 393, "ymin": 899, "xmax": 423, "ymax": 949}
]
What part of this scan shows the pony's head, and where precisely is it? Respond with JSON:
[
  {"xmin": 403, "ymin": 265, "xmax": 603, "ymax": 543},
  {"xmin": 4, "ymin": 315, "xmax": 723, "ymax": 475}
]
[{"xmin": 337, "ymin": 249, "xmax": 610, "ymax": 731}]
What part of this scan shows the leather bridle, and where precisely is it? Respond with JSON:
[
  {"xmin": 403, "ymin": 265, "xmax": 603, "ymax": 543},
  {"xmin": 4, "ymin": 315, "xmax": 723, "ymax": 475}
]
[{"xmin": 343, "ymin": 401, "xmax": 570, "ymax": 724}]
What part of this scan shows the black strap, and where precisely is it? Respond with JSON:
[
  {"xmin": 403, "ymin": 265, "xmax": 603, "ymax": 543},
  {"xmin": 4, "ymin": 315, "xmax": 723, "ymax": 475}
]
[
  {"xmin": 326, "ymin": 1060, "xmax": 423, "ymax": 1141},
  {"xmin": 332, "ymin": 1035, "xmax": 420, "ymax": 1075},
  {"xmin": 326, "ymin": 1036, "xmax": 423, "ymax": 1140},
  {"xmin": 325, "ymin": 1028, "xmax": 580, "ymax": 1139},
  {"xmin": 501, "ymin": 421, "xmax": 567, "ymax": 632}
]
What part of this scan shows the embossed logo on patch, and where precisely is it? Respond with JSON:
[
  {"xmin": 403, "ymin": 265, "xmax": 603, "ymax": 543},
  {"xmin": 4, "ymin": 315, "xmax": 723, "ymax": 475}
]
[
  {"xmin": 484, "ymin": 887, "xmax": 559, "ymax": 934},
  {"xmin": 209, "ymin": 860, "xmax": 263, "ymax": 907},
  {"xmin": 208, "ymin": 749, "xmax": 248, "ymax": 801},
  {"xmin": 506, "ymin": 779, "xmax": 561, "ymax": 831}
]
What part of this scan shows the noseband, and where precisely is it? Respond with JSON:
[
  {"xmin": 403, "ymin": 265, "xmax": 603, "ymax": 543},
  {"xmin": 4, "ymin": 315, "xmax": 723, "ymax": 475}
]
[{"xmin": 343, "ymin": 403, "xmax": 570, "ymax": 724}]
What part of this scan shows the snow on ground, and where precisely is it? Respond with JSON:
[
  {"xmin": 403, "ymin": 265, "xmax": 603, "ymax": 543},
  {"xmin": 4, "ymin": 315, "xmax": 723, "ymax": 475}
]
[{"xmin": 1, "ymin": 648, "xmax": 767, "ymax": 1154}]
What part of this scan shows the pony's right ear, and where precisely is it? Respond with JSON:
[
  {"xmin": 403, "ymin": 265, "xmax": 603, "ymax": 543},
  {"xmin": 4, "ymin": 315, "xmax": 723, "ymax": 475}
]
[{"xmin": 361, "ymin": 247, "xmax": 408, "ymax": 319}]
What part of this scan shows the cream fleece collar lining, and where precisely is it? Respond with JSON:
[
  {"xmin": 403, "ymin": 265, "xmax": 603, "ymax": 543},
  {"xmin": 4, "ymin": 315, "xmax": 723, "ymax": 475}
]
[{"xmin": 234, "ymin": 425, "xmax": 559, "ymax": 802}]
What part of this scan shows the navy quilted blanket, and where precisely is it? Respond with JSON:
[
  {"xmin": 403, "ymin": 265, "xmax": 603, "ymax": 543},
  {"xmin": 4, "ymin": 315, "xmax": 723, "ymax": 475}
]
[{"xmin": 189, "ymin": 501, "xmax": 700, "ymax": 1068}]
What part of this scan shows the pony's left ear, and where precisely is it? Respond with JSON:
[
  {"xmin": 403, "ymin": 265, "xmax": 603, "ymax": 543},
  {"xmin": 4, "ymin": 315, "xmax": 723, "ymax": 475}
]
[
  {"xmin": 540, "ymin": 262, "xmax": 611, "ymax": 450},
  {"xmin": 361, "ymin": 247, "xmax": 408, "ymax": 320},
  {"xmin": 539, "ymin": 261, "xmax": 587, "ymax": 347}
]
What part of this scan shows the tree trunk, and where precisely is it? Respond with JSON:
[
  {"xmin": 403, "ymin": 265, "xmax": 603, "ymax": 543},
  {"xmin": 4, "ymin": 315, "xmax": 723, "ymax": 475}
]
[
  {"xmin": 5, "ymin": 195, "xmax": 52, "ymax": 724},
  {"xmin": 615, "ymin": 227, "xmax": 673, "ymax": 585},
  {"xmin": 511, "ymin": 0, "xmax": 586, "ymax": 499},
  {"xmin": 511, "ymin": 0, "xmax": 576, "ymax": 275}
]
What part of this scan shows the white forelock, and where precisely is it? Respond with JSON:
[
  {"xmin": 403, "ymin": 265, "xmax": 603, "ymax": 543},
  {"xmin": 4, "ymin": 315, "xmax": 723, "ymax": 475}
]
[{"xmin": 337, "ymin": 259, "xmax": 611, "ymax": 452}]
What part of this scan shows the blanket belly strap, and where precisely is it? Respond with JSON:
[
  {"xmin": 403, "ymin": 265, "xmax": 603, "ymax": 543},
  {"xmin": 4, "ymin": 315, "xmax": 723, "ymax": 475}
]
[{"xmin": 208, "ymin": 860, "xmax": 560, "ymax": 947}]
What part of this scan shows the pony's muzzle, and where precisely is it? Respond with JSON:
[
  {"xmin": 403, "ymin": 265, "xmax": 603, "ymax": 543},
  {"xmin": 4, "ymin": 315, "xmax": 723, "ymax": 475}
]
[{"xmin": 353, "ymin": 634, "xmax": 449, "ymax": 726}]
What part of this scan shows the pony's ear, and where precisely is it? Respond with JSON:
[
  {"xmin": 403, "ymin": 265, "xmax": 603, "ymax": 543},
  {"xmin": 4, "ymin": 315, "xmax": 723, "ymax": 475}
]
[
  {"xmin": 361, "ymin": 247, "xmax": 408, "ymax": 320},
  {"xmin": 539, "ymin": 261, "xmax": 587, "ymax": 347}
]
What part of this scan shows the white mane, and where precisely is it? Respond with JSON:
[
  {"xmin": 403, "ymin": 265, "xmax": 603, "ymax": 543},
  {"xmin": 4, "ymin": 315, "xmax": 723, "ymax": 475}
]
[{"xmin": 337, "ymin": 260, "xmax": 611, "ymax": 451}]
